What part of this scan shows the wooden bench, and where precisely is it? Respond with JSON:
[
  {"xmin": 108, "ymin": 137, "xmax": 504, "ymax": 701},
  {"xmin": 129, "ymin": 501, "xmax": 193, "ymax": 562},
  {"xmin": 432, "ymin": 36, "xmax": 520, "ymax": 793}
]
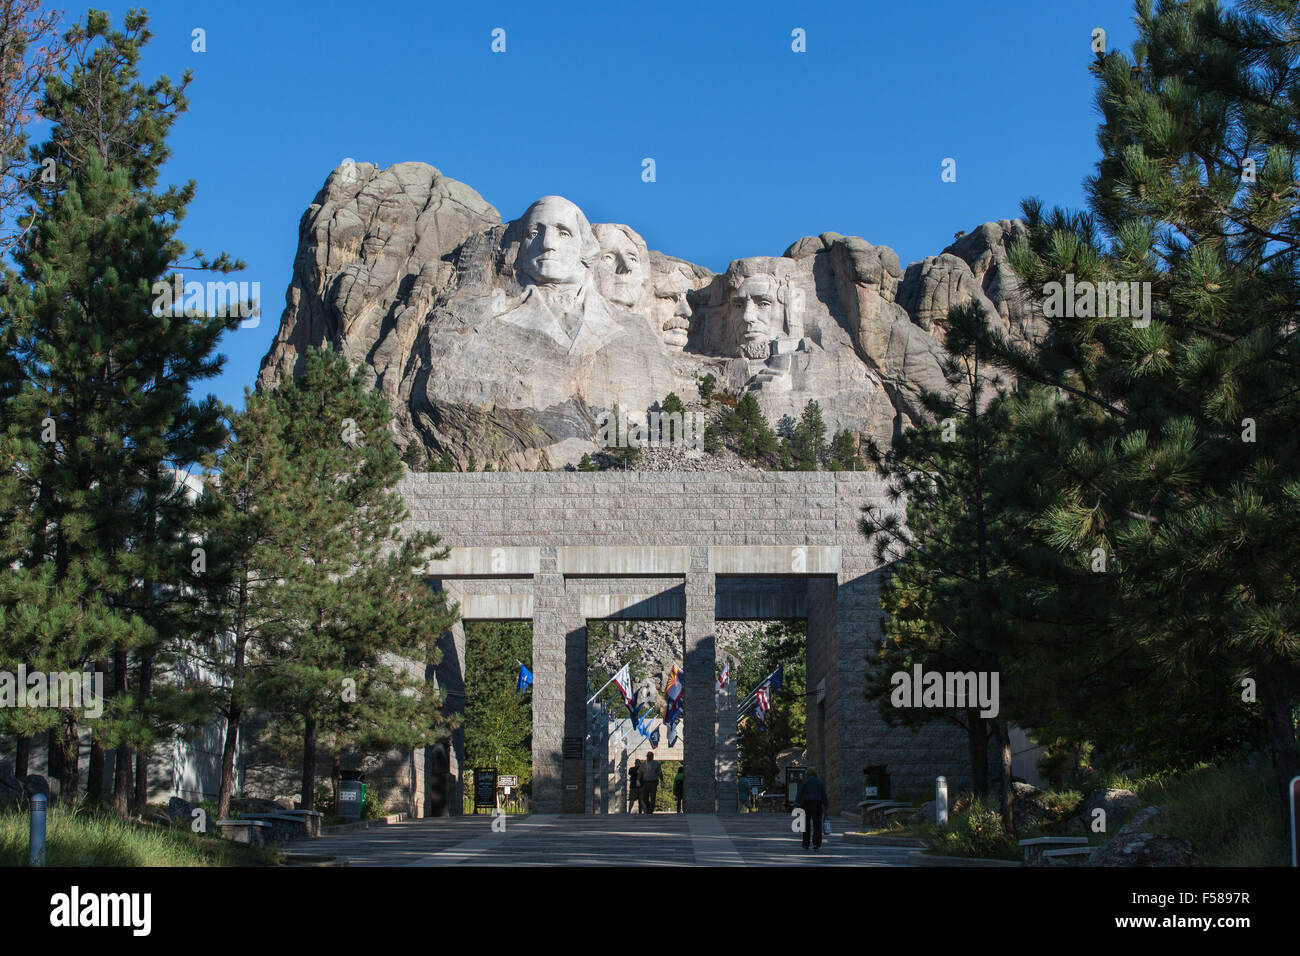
[
  {"xmin": 1019, "ymin": 836, "xmax": 1089, "ymax": 865},
  {"xmin": 215, "ymin": 819, "xmax": 273, "ymax": 846}
]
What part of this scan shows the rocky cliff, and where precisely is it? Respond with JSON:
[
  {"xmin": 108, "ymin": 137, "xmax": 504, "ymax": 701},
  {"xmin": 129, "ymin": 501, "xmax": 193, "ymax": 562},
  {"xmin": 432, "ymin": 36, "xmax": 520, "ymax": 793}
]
[{"xmin": 257, "ymin": 161, "xmax": 1042, "ymax": 470}]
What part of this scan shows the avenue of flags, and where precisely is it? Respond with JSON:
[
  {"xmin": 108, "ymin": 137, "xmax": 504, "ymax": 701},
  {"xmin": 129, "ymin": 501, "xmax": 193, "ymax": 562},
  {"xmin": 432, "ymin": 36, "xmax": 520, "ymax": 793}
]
[
  {"xmin": 526, "ymin": 659, "xmax": 789, "ymax": 739},
  {"xmin": 737, "ymin": 665, "xmax": 783, "ymax": 732}
]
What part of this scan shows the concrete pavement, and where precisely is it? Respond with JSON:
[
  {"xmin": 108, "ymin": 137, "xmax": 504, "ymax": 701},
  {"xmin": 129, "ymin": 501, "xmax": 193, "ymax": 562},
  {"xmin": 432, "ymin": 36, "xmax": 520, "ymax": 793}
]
[{"xmin": 304, "ymin": 813, "xmax": 916, "ymax": 866}]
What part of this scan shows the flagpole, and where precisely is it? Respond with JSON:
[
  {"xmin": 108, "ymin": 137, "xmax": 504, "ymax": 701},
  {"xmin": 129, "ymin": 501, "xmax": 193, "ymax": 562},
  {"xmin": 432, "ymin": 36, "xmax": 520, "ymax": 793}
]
[{"xmin": 585, "ymin": 671, "xmax": 622, "ymax": 706}]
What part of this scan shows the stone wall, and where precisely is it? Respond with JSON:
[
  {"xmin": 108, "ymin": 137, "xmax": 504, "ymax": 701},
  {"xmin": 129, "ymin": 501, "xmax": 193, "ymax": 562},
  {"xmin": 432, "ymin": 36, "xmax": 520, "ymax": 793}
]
[{"xmin": 404, "ymin": 469, "xmax": 970, "ymax": 813}]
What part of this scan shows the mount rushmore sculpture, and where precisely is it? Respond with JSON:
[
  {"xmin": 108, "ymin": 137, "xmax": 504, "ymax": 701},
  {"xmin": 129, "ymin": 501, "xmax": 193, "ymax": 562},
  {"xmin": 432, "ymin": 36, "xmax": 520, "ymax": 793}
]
[{"xmin": 257, "ymin": 162, "xmax": 1044, "ymax": 470}]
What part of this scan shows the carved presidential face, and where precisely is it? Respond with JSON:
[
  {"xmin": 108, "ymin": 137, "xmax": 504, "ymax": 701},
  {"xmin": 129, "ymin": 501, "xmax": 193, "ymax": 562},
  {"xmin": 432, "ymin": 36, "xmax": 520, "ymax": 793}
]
[
  {"xmin": 652, "ymin": 268, "xmax": 693, "ymax": 349},
  {"xmin": 594, "ymin": 226, "xmax": 645, "ymax": 309},
  {"xmin": 518, "ymin": 197, "xmax": 591, "ymax": 287},
  {"xmin": 730, "ymin": 273, "xmax": 781, "ymax": 359}
]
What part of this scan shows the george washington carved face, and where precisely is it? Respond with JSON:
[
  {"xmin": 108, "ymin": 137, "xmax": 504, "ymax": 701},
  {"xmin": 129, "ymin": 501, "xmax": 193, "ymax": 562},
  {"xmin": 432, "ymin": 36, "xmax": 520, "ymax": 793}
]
[{"xmin": 516, "ymin": 196, "xmax": 598, "ymax": 288}]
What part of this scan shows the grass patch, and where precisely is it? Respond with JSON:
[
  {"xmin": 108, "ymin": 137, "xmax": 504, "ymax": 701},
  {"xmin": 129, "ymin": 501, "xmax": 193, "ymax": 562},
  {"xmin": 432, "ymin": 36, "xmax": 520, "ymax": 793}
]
[
  {"xmin": 0, "ymin": 805, "xmax": 281, "ymax": 867},
  {"xmin": 1125, "ymin": 757, "xmax": 1286, "ymax": 867}
]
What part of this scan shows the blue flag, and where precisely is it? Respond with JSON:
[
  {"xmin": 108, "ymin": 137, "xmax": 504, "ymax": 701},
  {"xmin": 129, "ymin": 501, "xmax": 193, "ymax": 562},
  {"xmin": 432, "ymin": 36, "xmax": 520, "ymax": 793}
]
[
  {"xmin": 771, "ymin": 665, "xmax": 783, "ymax": 694},
  {"xmin": 666, "ymin": 719, "xmax": 679, "ymax": 747},
  {"xmin": 516, "ymin": 664, "xmax": 533, "ymax": 694},
  {"xmin": 649, "ymin": 728, "xmax": 660, "ymax": 748}
]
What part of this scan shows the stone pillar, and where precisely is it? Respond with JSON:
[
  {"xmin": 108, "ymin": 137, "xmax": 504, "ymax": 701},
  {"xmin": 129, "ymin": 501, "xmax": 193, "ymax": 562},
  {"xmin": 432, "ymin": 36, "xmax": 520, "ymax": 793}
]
[
  {"xmin": 684, "ymin": 550, "xmax": 717, "ymax": 812},
  {"xmin": 806, "ymin": 574, "xmax": 842, "ymax": 813},
  {"xmin": 532, "ymin": 549, "xmax": 586, "ymax": 813},
  {"xmin": 715, "ymin": 659, "xmax": 738, "ymax": 814},
  {"xmin": 431, "ymin": 581, "xmax": 466, "ymax": 816}
]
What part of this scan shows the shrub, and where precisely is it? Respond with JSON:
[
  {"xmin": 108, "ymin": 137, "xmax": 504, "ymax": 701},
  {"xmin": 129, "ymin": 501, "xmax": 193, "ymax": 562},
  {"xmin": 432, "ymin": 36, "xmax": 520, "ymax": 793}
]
[{"xmin": 923, "ymin": 798, "xmax": 1019, "ymax": 859}]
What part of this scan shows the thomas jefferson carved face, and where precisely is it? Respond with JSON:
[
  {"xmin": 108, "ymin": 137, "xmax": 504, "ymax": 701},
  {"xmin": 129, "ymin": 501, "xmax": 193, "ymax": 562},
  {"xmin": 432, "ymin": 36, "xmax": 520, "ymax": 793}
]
[
  {"xmin": 517, "ymin": 196, "xmax": 596, "ymax": 288},
  {"xmin": 593, "ymin": 224, "xmax": 645, "ymax": 309}
]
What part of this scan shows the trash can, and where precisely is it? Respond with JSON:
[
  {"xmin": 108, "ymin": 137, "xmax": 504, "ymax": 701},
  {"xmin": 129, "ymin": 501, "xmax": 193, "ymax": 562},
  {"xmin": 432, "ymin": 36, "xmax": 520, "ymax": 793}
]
[
  {"xmin": 863, "ymin": 764, "xmax": 891, "ymax": 800},
  {"xmin": 339, "ymin": 772, "xmax": 366, "ymax": 820}
]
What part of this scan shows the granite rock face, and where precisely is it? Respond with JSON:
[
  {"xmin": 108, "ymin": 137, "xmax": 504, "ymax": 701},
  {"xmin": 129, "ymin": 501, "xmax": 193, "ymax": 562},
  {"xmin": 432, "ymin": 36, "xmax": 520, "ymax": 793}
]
[{"xmin": 258, "ymin": 162, "xmax": 1043, "ymax": 469}]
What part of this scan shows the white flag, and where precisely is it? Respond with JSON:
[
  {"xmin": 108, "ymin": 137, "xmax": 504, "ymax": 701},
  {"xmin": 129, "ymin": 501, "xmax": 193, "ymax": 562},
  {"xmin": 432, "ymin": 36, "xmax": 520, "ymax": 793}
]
[{"xmin": 612, "ymin": 664, "xmax": 633, "ymax": 709}]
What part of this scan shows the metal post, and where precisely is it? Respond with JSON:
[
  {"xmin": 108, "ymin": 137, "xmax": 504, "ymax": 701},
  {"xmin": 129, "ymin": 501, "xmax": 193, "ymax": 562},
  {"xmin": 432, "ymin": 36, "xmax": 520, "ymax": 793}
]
[
  {"xmin": 29, "ymin": 793, "xmax": 47, "ymax": 867},
  {"xmin": 936, "ymin": 775, "xmax": 948, "ymax": 826}
]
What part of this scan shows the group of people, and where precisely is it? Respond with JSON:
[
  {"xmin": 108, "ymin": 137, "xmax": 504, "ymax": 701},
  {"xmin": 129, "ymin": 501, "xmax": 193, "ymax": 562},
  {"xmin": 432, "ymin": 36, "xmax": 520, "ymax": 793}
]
[{"xmin": 628, "ymin": 752, "xmax": 685, "ymax": 813}]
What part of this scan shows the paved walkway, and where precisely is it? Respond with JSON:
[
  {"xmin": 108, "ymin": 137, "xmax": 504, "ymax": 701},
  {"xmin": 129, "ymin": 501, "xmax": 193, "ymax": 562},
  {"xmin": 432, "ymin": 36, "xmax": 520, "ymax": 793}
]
[{"xmin": 306, "ymin": 814, "xmax": 915, "ymax": 866}]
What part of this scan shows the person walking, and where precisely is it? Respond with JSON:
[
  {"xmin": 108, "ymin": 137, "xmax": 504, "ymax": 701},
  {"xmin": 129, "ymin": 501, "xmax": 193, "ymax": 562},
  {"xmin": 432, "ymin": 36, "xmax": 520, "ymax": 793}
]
[
  {"xmin": 673, "ymin": 765, "xmax": 684, "ymax": 813},
  {"xmin": 796, "ymin": 769, "xmax": 829, "ymax": 852},
  {"xmin": 630, "ymin": 760, "xmax": 642, "ymax": 813},
  {"xmin": 641, "ymin": 751, "xmax": 661, "ymax": 814}
]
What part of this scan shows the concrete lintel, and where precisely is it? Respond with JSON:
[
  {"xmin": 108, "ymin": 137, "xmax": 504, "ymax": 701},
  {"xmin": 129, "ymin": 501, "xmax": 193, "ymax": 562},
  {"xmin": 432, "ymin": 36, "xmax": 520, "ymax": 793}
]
[
  {"xmin": 418, "ymin": 546, "xmax": 540, "ymax": 577},
  {"xmin": 579, "ymin": 593, "xmax": 685, "ymax": 620},
  {"xmin": 459, "ymin": 594, "xmax": 535, "ymax": 620},
  {"xmin": 557, "ymin": 546, "xmax": 691, "ymax": 575},
  {"xmin": 709, "ymin": 545, "xmax": 841, "ymax": 575}
]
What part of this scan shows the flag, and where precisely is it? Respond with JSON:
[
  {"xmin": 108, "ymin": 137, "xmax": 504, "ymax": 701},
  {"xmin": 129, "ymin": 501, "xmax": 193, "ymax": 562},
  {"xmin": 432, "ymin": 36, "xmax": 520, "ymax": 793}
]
[
  {"xmin": 612, "ymin": 664, "xmax": 634, "ymax": 712},
  {"xmin": 516, "ymin": 664, "xmax": 533, "ymax": 694},
  {"xmin": 635, "ymin": 706, "xmax": 653, "ymax": 738},
  {"xmin": 771, "ymin": 665, "xmax": 784, "ymax": 694},
  {"xmin": 755, "ymin": 684, "xmax": 770, "ymax": 730},
  {"xmin": 664, "ymin": 665, "xmax": 684, "ymax": 724},
  {"xmin": 716, "ymin": 660, "xmax": 730, "ymax": 692},
  {"xmin": 649, "ymin": 728, "xmax": 660, "ymax": 748},
  {"xmin": 666, "ymin": 719, "xmax": 679, "ymax": 747}
]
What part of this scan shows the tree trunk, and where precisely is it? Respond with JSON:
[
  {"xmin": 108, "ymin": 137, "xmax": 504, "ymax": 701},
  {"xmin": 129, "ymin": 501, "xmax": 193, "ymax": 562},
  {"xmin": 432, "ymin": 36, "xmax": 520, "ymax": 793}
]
[
  {"xmin": 966, "ymin": 709, "xmax": 989, "ymax": 800},
  {"xmin": 990, "ymin": 718, "xmax": 1014, "ymax": 833},
  {"xmin": 301, "ymin": 714, "xmax": 317, "ymax": 811},
  {"xmin": 15, "ymin": 736, "xmax": 29, "ymax": 777},
  {"xmin": 86, "ymin": 712, "xmax": 104, "ymax": 806},
  {"xmin": 112, "ymin": 649, "xmax": 131, "ymax": 815},
  {"xmin": 218, "ymin": 576, "xmax": 251, "ymax": 821},
  {"xmin": 56, "ymin": 715, "xmax": 80, "ymax": 804},
  {"xmin": 1256, "ymin": 670, "xmax": 1299, "ymax": 856},
  {"xmin": 133, "ymin": 651, "xmax": 153, "ymax": 812},
  {"xmin": 332, "ymin": 752, "xmax": 341, "ymax": 810}
]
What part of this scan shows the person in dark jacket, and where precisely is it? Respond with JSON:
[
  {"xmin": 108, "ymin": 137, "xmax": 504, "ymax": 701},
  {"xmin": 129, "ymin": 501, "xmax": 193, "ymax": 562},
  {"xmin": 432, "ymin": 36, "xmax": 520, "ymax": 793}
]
[
  {"xmin": 795, "ymin": 769, "xmax": 829, "ymax": 851},
  {"xmin": 630, "ymin": 761, "xmax": 642, "ymax": 813},
  {"xmin": 673, "ymin": 766, "xmax": 684, "ymax": 812}
]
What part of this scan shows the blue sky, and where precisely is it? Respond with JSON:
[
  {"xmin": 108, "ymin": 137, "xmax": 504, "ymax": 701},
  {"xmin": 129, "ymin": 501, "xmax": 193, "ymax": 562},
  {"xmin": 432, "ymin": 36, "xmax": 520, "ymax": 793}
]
[{"xmin": 90, "ymin": 0, "xmax": 1140, "ymax": 412}]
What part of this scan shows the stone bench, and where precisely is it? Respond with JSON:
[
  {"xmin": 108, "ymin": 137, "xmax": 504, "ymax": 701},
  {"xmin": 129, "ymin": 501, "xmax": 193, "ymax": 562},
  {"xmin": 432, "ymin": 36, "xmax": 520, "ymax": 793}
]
[
  {"xmin": 858, "ymin": 801, "xmax": 910, "ymax": 826},
  {"xmin": 1043, "ymin": 846, "xmax": 1095, "ymax": 866},
  {"xmin": 215, "ymin": 819, "xmax": 273, "ymax": 846},
  {"xmin": 239, "ymin": 812, "xmax": 309, "ymax": 843},
  {"xmin": 278, "ymin": 809, "xmax": 323, "ymax": 838},
  {"xmin": 1020, "ymin": 836, "xmax": 1090, "ymax": 865},
  {"xmin": 882, "ymin": 806, "xmax": 919, "ymax": 823}
]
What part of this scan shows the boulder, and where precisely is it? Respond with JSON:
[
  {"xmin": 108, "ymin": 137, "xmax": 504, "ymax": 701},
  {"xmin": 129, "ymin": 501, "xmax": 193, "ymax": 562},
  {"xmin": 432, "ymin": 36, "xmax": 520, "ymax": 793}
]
[
  {"xmin": 1080, "ymin": 787, "xmax": 1140, "ymax": 823},
  {"xmin": 1089, "ymin": 805, "xmax": 1196, "ymax": 866},
  {"xmin": 166, "ymin": 796, "xmax": 198, "ymax": 824},
  {"xmin": 230, "ymin": 796, "xmax": 290, "ymax": 814}
]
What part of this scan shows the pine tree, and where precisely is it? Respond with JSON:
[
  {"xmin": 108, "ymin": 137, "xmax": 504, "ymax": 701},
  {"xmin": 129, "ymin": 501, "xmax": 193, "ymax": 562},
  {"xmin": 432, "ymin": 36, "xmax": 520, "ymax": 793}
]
[
  {"xmin": 784, "ymin": 400, "xmax": 828, "ymax": 471},
  {"xmin": 0, "ymin": 10, "xmax": 243, "ymax": 811},
  {"xmin": 827, "ymin": 429, "xmax": 864, "ymax": 471},
  {"xmin": 860, "ymin": 303, "xmax": 1019, "ymax": 826},
  {"xmin": 986, "ymin": 0, "xmax": 1300, "ymax": 846},
  {"xmin": 249, "ymin": 348, "xmax": 456, "ymax": 811}
]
